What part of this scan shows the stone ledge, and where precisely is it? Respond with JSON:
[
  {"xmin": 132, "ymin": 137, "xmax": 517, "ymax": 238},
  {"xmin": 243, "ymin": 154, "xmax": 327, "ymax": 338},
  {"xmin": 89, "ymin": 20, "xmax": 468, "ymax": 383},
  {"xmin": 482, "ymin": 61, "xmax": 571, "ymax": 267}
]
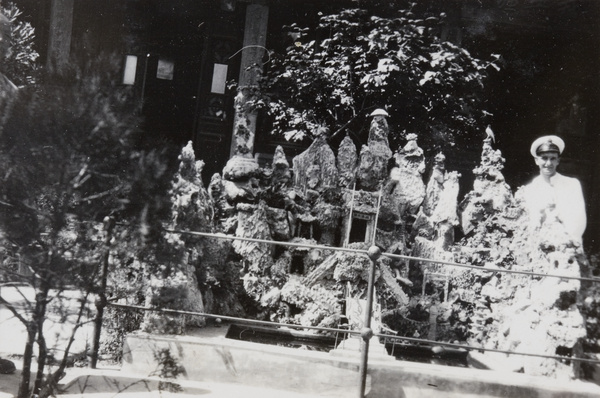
[{"xmin": 122, "ymin": 329, "xmax": 600, "ymax": 398}]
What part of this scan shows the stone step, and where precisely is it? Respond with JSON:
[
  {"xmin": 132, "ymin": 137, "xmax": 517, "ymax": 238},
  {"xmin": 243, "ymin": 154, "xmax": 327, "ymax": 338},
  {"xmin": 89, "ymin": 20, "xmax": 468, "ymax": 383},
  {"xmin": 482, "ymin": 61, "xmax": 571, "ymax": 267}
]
[{"xmin": 329, "ymin": 336, "xmax": 396, "ymax": 362}]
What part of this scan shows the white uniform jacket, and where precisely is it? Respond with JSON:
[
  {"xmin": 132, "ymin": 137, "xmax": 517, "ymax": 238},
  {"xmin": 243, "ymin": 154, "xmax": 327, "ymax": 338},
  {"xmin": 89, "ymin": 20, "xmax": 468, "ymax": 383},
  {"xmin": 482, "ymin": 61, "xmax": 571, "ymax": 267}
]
[{"xmin": 522, "ymin": 173, "xmax": 586, "ymax": 242}]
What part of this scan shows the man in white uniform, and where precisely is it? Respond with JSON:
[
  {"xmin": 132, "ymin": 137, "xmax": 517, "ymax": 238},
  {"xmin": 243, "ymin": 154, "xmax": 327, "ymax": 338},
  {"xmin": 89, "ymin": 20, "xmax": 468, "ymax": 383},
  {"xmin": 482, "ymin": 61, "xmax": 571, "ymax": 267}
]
[{"xmin": 522, "ymin": 135, "xmax": 586, "ymax": 244}]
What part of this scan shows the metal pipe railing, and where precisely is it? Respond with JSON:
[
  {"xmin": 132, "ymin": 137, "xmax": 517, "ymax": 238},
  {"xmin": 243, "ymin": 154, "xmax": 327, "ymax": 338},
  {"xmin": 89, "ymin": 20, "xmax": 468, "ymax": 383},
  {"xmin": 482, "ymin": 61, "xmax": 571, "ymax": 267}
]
[
  {"xmin": 164, "ymin": 228, "xmax": 600, "ymax": 284},
  {"xmin": 108, "ymin": 302, "xmax": 362, "ymax": 336}
]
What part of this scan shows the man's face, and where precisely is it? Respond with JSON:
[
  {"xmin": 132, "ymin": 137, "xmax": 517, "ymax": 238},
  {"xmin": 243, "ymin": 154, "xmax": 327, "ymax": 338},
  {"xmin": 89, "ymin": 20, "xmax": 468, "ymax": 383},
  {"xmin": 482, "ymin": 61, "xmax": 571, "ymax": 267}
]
[{"xmin": 535, "ymin": 152, "xmax": 560, "ymax": 177}]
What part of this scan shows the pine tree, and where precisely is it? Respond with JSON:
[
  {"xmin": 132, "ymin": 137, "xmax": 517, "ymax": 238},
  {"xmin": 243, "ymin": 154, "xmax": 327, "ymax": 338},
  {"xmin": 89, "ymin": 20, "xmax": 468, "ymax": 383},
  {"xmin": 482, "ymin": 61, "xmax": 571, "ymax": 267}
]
[
  {"xmin": 0, "ymin": 52, "xmax": 172, "ymax": 398},
  {"xmin": 0, "ymin": 2, "xmax": 39, "ymax": 86}
]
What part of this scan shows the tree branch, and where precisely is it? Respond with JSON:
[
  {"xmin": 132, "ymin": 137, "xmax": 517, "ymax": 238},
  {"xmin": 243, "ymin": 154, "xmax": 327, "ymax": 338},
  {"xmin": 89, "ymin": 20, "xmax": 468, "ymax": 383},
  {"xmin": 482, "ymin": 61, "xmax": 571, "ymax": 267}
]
[
  {"xmin": 0, "ymin": 294, "xmax": 30, "ymax": 325},
  {"xmin": 79, "ymin": 185, "xmax": 123, "ymax": 203}
]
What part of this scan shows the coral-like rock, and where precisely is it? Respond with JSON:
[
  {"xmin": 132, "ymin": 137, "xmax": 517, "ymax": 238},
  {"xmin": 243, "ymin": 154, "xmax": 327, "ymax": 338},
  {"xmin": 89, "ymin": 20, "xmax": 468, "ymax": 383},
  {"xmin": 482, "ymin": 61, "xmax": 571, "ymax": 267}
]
[
  {"xmin": 422, "ymin": 153, "xmax": 447, "ymax": 216},
  {"xmin": 261, "ymin": 287, "xmax": 282, "ymax": 307},
  {"xmin": 170, "ymin": 141, "xmax": 212, "ymax": 235},
  {"xmin": 221, "ymin": 178, "xmax": 258, "ymax": 203},
  {"xmin": 266, "ymin": 206, "xmax": 291, "ymax": 241},
  {"xmin": 222, "ymin": 155, "xmax": 260, "ymax": 181},
  {"xmin": 430, "ymin": 171, "xmax": 460, "ymax": 249},
  {"xmin": 313, "ymin": 200, "xmax": 342, "ymax": 246},
  {"xmin": 333, "ymin": 252, "xmax": 373, "ymax": 283},
  {"xmin": 208, "ymin": 173, "xmax": 235, "ymax": 222},
  {"xmin": 412, "ymin": 152, "xmax": 459, "ymax": 249},
  {"xmin": 233, "ymin": 201, "xmax": 273, "ymax": 273},
  {"xmin": 337, "ymin": 135, "xmax": 358, "ymax": 188},
  {"xmin": 293, "ymin": 130, "xmax": 339, "ymax": 192},
  {"xmin": 386, "ymin": 134, "xmax": 426, "ymax": 217},
  {"xmin": 280, "ymin": 276, "xmax": 340, "ymax": 327},
  {"xmin": 357, "ymin": 115, "xmax": 393, "ymax": 190},
  {"xmin": 143, "ymin": 142, "xmax": 211, "ymax": 332},
  {"xmin": 378, "ymin": 259, "xmax": 409, "ymax": 306},
  {"xmin": 147, "ymin": 127, "xmax": 592, "ymax": 382},
  {"xmin": 460, "ymin": 138, "xmax": 512, "ymax": 235},
  {"xmin": 271, "ymin": 145, "xmax": 291, "ymax": 186}
]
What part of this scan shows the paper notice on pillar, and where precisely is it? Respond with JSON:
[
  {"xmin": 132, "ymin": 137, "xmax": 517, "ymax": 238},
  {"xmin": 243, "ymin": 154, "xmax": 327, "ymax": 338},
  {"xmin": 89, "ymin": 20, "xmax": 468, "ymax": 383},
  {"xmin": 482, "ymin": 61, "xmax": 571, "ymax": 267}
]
[
  {"xmin": 122, "ymin": 55, "xmax": 138, "ymax": 85},
  {"xmin": 211, "ymin": 63, "xmax": 228, "ymax": 94},
  {"xmin": 157, "ymin": 58, "xmax": 175, "ymax": 80}
]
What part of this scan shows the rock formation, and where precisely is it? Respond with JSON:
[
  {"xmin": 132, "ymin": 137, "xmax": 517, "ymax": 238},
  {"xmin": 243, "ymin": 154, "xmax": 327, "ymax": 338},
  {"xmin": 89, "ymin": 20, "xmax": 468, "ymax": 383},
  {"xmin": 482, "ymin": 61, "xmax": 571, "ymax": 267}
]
[
  {"xmin": 412, "ymin": 152, "xmax": 460, "ymax": 249},
  {"xmin": 460, "ymin": 136, "xmax": 512, "ymax": 235},
  {"xmin": 138, "ymin": 124, "xmax": 595, "ymax": 381},
  {"xmin": 222, "ymin": 88, "xmax": 260, "ymax": 181},
  {"xmin": 271, "ymin": 145, "xmax": 292, "ymax": 187},
  {"xmin": 388, "ymin": 133, "xmax": 426, "ymax": 218},
  {"xmin": 293, "ymin": 126, "xmax": 339, "ymax": 193},
  {"xmin": 357, "ymin": 111, "xmax": 393, "ymax": 190},
  {"xmin": 141, "ymin": 142, "xmax": 209, "ymax": 332},
  {"xmin": 337, "ymin": 134, "xmax": 358, "ymax": 189}
]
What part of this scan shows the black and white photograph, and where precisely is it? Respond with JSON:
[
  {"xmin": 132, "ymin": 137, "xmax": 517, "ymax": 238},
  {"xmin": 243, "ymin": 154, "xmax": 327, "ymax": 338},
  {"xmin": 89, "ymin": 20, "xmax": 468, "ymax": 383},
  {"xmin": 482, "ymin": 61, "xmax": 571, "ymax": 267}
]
[{"xmin": 1, "ymin": 1, "xmax": 600, "ymax": 397}]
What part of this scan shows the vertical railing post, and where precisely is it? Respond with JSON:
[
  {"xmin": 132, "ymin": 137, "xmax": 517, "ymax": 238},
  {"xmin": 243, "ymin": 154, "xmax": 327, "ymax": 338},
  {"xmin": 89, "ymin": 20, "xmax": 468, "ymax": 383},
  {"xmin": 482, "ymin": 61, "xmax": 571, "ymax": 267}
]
[
  {"xmin": 358, "ymin": 245, "xmax": 381, "ymax": 398},
  {"xmin": 90, "ymin": 216, "xmax": 114, "ymax": 369}
]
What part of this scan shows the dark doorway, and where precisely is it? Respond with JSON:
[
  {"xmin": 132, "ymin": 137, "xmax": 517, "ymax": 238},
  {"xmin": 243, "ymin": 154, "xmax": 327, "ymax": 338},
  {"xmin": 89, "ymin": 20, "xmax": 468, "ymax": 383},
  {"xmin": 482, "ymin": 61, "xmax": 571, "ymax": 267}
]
[
  {"xmin": 349, "ymin": 217, "xmax": 368, "ymax": 244},
  {"xmin": 142, "ymin": 53, "xmax": 201, "ymax": 146},
  {"xmin": 290, "ymin": 256, "xmax": 304, "ymax": 275}
]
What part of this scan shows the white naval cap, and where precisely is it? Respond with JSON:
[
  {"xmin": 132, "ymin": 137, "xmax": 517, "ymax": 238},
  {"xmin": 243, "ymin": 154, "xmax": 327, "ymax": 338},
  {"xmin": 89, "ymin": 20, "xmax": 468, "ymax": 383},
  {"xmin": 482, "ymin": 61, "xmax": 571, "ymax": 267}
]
[{"xmin": 530, "ymin": 135, "xmax": 565, "ymax": 157}]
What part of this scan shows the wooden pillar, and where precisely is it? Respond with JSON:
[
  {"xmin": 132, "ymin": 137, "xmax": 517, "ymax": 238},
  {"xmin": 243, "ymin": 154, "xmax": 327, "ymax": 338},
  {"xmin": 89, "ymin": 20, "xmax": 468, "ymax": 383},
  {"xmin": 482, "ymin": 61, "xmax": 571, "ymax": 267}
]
[
  {"xmin": 223, "ymin": 2, "xmax": 269, "ymax": 180},
  {"xmin": 47, "ymin": 0, "xmax": 74, "ymax": 70},
  {"xmin": 238, "ymin": 3, "xmax": 269, "ymax": 89}
]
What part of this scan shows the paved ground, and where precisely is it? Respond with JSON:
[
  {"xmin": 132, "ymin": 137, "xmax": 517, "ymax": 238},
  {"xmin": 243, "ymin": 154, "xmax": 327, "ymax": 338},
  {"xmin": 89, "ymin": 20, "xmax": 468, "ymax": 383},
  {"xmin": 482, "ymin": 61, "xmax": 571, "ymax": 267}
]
[
  {"xmin": 1, "ymin": 366, "xmax": 330, "ymax": 398},
  {"xmin": 0, "ymin": 285, "xmax": 94, "ymax": 356}
]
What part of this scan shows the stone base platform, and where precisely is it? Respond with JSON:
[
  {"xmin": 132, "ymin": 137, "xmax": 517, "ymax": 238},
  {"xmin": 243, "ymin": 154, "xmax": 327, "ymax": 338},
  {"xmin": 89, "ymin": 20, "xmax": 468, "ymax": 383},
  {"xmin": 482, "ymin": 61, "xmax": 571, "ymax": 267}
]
[{"xmin": 121, "ymin": 324, "xmax": 600, "ymax": 398}]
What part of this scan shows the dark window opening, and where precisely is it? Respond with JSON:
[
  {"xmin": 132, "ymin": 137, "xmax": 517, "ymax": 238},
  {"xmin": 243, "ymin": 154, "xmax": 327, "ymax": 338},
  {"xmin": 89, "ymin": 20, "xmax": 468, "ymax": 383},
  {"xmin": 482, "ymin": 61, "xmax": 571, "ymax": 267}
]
[
  {"xmin": 290, "ymin": 256, "xmax": 304, "ymax": 275},
  {"xmin": 312, "ymin": 224, "xmax": 322, "ymax": 242},
  {"xmin": 555, "ymin": 346, "xmax": 572, "ymax": 365},
  {"xmin": 297, "ymin": 221, "xmax": 313, "ymax": 239},
  {"xmin": 273, "ymin": 245, "xmax": 286, "ymax": 259},
  {"xmin": 349, "ymin": 218, "xmax": 368, "ymax": 243}
]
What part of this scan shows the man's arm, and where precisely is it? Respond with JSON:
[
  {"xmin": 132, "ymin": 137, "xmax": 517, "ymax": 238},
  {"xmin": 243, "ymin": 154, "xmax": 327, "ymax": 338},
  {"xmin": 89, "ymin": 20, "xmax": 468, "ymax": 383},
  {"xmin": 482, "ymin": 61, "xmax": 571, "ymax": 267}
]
[{"xmin": 570, "ymin": 178, "xmax": 587, "ymax": 239}]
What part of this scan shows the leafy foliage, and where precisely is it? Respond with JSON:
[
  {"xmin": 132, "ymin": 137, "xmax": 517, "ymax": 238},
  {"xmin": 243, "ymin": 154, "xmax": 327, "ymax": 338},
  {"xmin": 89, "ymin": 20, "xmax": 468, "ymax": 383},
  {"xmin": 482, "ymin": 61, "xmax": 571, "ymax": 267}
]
[
  {"xmin": 257, "ymin": 6, "xmax": 500, "ymax": 152},
  {"xmin": 1, "ymin": 2, "xmax": 39, "ymax": 86}
]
